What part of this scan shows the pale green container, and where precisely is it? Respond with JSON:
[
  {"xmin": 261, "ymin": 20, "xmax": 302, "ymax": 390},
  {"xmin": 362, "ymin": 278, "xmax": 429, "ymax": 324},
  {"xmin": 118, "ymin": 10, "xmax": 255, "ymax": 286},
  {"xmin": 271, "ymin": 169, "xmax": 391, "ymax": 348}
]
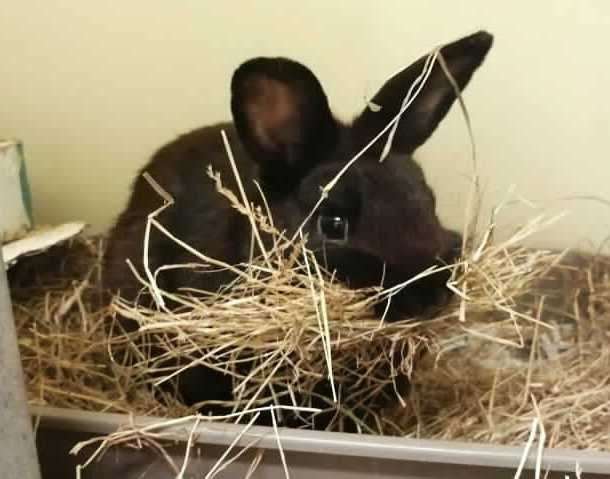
[{"xmin": 0, "ymin": 139, "xmax": 34, "ymax": 242}]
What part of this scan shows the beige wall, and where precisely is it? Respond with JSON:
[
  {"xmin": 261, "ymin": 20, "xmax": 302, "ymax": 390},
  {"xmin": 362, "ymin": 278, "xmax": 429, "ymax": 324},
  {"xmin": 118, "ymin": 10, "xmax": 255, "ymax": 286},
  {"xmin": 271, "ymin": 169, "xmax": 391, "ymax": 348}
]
[{"xmin": 2, "ymin": 1, "xmax": 609, "ymax": 251}]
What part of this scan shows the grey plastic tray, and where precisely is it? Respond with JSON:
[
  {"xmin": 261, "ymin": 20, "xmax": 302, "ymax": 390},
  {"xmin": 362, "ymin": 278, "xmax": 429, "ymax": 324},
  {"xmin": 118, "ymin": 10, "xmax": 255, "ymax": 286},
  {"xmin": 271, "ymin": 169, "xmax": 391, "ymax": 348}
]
[{"xmin": 32, "ymin": 406, "xmax": 610, "ymax": 478}]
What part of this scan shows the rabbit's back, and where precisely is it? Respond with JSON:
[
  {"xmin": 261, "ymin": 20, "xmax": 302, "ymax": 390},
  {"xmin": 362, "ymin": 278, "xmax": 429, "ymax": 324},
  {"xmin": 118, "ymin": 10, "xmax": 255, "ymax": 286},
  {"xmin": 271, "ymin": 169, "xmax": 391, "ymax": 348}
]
[{"xmin": 103, "ymin": 123, "xmax": 256, "ymax": 303}]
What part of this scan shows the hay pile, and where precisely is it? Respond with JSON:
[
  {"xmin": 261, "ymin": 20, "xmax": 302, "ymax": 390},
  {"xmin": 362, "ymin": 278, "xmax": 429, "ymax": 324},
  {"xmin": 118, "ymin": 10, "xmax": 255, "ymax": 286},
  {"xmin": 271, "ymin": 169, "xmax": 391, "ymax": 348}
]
[
  {"xmin": 9, "ymin": 164, "xmax": 610, "ymax": 449},
  {"xmin": 398, "ymin": 250, "xmax": 610, "ymax": 450},
  {"xmin": 10, "ymin": 236, "xmax": 189, "ymax": 418},
  {"xmin": 7, "ymin": 130, "xmax": 610, "ymax": 449}
]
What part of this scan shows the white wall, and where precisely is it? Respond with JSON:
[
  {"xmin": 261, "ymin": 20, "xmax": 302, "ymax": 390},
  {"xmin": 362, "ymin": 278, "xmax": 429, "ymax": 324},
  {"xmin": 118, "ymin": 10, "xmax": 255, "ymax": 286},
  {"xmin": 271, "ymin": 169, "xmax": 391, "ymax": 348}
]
[{"xmin": 2, "ymin": 1, "xmax": 609, "ymax": 251}]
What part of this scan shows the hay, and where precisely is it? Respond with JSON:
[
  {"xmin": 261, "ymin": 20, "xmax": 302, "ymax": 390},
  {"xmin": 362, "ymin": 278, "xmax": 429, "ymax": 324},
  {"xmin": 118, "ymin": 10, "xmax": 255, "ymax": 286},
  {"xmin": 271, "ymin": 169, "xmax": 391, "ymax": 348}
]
[
  {"xmin": 10, "ymin": 235, "xmax": 190, "ymax": 417},
  {"xmin": 9, "ymin": 167, "xmax": 610, "ymax": 479},
  {"xmin": 10, "ymin": 175, "xmax": 610, "ymax": 449},
  {"xmin": 8, "ymin": 124, "xmax": 609, "ymax": 448},
  {"xmin": 396, "ymin": 249, "xmax": 610, "ymax": 450}
]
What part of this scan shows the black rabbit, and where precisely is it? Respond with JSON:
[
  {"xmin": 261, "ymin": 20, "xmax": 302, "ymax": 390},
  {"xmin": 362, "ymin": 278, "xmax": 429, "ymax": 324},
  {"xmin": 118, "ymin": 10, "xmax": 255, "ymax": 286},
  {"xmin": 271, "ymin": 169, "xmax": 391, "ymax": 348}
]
[{"xmin": 103, "ymin": 30, "xmax": 493, "ymax": 430}]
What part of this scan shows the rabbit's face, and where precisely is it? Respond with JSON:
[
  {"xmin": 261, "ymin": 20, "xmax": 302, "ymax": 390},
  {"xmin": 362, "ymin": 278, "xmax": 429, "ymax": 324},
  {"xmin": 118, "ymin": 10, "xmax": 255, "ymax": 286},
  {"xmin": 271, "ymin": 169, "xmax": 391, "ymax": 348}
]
[
  {"xmin": 281, "ymin": 149, "xmax": 459, "ymax": 291},
  {"xmin": 231, "ymin": 31, "xmax": 493, "ymax": 313}
]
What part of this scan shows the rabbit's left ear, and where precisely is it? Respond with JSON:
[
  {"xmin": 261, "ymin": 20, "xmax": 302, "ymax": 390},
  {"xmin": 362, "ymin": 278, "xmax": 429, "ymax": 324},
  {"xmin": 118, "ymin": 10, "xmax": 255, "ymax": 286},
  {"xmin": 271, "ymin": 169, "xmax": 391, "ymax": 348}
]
[{"xmin": 352, "ymin": 31, "xmax": 493, "ymax": 156}]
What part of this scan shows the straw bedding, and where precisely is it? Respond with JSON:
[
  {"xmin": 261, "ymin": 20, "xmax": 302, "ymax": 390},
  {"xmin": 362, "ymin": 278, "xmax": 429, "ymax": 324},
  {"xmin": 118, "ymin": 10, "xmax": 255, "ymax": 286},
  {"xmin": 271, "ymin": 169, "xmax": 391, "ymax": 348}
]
[{"xmin": 9, "ymin": 185, "xmax": 610, "ymax": 450}]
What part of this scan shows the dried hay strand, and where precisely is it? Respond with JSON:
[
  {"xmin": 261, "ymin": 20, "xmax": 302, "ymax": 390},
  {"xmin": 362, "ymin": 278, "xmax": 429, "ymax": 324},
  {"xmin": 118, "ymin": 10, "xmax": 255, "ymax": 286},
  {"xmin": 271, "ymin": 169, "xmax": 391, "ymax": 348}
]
[
  {"xmin": 8, "ymin": 129, "xmax": 609, "ymax": 449},
  {"xmin": 11, "ymin": 166, "xmax": 610, "ymax": 446},
  {"xmin": 395, "ymin": 249, "xmax": 610, "ymax": 450},
  {"xmin": 11, "ymin": 196, "xmax": 609, "ymax": 479},
  {"xmin": 10, "ymin": 236, "xmax": 190, "ymax": 417},
  {"xmin": 9, "ymin": 167, "xmax": 610, "ymax": 479}
]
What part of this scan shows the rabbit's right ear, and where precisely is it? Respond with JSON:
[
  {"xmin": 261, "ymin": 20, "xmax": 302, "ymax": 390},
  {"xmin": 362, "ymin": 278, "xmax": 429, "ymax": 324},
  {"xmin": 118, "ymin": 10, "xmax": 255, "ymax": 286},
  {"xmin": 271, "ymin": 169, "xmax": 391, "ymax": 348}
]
[{"xmin": 230, "ymin": 57, "xmax": 339, "ymax": 190}]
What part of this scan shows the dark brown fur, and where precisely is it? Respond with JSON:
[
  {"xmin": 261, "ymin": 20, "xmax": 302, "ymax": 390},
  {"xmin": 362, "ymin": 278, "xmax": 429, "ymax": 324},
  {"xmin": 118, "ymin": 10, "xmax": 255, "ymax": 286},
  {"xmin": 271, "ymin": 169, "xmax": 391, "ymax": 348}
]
[{"xmin": 103, "ymin": 31, "xmax": 493, "ymax": 430}]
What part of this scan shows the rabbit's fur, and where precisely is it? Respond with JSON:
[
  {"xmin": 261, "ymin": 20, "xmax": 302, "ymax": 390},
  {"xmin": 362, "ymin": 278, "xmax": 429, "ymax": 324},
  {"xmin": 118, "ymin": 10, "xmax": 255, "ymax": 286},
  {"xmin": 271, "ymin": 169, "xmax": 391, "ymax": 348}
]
[{"xmin": 103, "ymin": 31, "xmax": 493, "ymax": 430}]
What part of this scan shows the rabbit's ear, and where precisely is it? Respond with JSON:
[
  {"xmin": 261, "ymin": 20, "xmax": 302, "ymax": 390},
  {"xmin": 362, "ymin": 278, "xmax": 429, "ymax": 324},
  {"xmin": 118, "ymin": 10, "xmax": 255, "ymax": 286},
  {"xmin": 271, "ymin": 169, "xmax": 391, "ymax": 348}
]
[
  {"xmin": 231, "ymin": 57, "xmax": 339, "ymax": 188},
  {"xmin": 352, "ymin": 31, "xmax": 493, "ymax": 156}
]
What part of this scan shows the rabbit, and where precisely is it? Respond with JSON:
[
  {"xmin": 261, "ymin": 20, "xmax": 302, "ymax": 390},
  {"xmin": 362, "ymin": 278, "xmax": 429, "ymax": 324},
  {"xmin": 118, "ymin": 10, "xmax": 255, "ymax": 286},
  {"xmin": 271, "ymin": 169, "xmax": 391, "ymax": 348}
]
[{"xmin": 103, "ymin": 30, "xmax": 493, "ymax": 430}]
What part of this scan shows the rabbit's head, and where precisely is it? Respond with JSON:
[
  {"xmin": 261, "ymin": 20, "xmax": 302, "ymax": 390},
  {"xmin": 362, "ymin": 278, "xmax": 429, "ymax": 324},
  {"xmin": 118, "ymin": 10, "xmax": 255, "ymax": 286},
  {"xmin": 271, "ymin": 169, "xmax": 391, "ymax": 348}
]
[{"xmin": 230, "ymin": 31, "xmax": 493, "ymax": 316}]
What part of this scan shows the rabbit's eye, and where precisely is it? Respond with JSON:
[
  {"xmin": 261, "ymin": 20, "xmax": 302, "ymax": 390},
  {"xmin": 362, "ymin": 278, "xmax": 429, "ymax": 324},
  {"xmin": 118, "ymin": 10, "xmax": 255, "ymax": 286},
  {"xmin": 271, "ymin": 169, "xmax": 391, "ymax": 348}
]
[{"xmin": 317, "ymin": 215, "xmax": 349, "ymax": 243}]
